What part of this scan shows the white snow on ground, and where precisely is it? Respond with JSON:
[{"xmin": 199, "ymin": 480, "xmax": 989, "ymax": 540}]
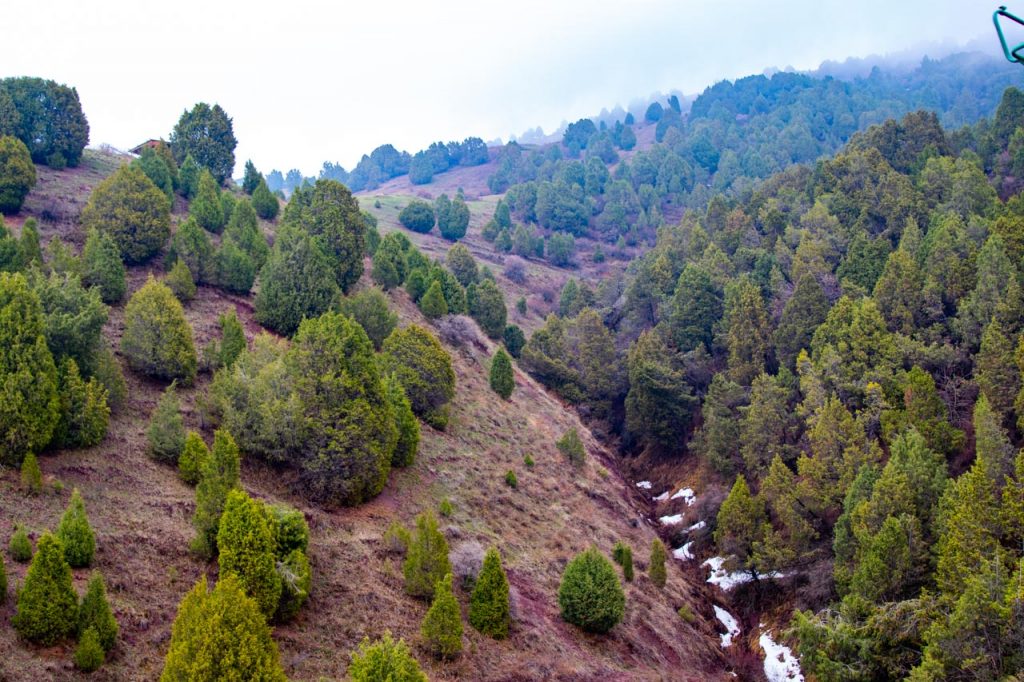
[
  {"xmin": 659, "ymin": 513, "xmax": 684, "ymax": 525},
  {"xmin": 672, "ymin": 542, "xmax": 694, "ymax": 560},
  {"xmin": 670, "ymin": 487, "xmax": 696, "ymax": 505},
  {"xmin": 637, "ymin": 480, "xmax": 653, "ymax": 490},
  {"xmin": 687, "ymin": 520, "xmax": 706, "ymax": 532},
  {"xmin": 653, "ymin": 491, "xmax": 670, "ymax": 501},
  {"xmin": 713, "ymin": 606, "xmax": 741, "ymax": 648},
  {"xmin": 702, "ymin": 557, "xmax": 790, "ymax": 590},
  {"xmin": 760, "ymin": 629, "xmax": 804, "ymax": 682}
]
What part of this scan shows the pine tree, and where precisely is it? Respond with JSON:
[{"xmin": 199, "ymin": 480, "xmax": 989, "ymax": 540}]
[
  {"xmin": 348, "ymin": 632, "xmax": 428, "ymax": 682},
  {"xmin": 80, "ymin": 164, "xmax": 170, "ymax": 264},
  {"xmin": 649, "ymin": 538, "xmax": 667, "ymax": 588},
  {"xmin": 56, "ymin": 488, "xmax": 95, "ymax": 568},
  {"xmin": 469, "ymin": 547, "xmax": 511, "ymax": 638},
  {"xmin": 242, "ymin": 160, "xmax": 261, "ymax": 194},
  {"xmin": 625, "ymin": 329, "xmax": 696, "ymax": 454},
  {"xmin": 122, "ymin": 276, "xmax": 197, "ymax": 383},
  {"xmin": 191, "ymin": 429, "xmax": 240, "ymax": 558},
  {"xmin": 160, "ymin": 575, "xmax": 287, "ymax": 682},
  {"xmin": 975, "ymin": 318, "xmax": 1019, "ymax": 418},
  {"xmin": 74, "ymin": 626, "xmax": 105, "ymax": 672},
  {"xmin": 714, "ymin": 476, "xmax": 769, "ymax": 577},
  {"xmin": 558, "ymin": 547, "xmax": 626, "ymax": 633},
  {"xmin": 78, "ymin": 572, "xmax": 118, "ymax": 653},
  {"xmin": 421, "ymin": 573, "xmax": 463, "ymax": 659},
  {"xmin": 217, "ymin": 489, "xmax": 282, "ymax": 618},
  {"xmin": 80, "ymin": 228, "xmax": 126, "ymax": 304},
  {"xmin": 419, "ymin": 280, "xmax": 448, "ymax": 319},
  {"xmin": 403, "ymin": 511, "xmax": 451, "ymax": 600},
  {"xmin": 9, "ymin": 524, "xmax": 32, "ymax": 562},
  {"xmin": 384, "ymin": 373, "xmax": 419, "ymax": 468},
  {"xmin": 20, "ymin": 451, "xmax": 42, "ymax": 494},
  {"xmin": 12, "ymin": 532, "xmax": 77, "ymax": 645},
  {"xmin": 190, "ymin": 169, "xmax": 225, "ymax": 233},
  {"xmin": 165, "ymin": 259, "xmax": 196, "ymax": 302},
  {"xmin": 147, "ymin": 382, "xmax": 186, "ymax": 464},
  {"xmin": 489, "ymin": 347, "xmax": 514, "ymax": 399},
  {"xmin": 178, "ymin": 431, "xmax": 210, "ymax": 486},
  {"xmin": 725, "ymin": 278, "xmax": 771, "ymax": 385}
]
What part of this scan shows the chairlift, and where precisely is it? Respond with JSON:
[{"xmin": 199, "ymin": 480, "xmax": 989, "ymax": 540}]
[{"xmin": 994, "ymin": 6, "xmax": 1024, "ymax": 63}]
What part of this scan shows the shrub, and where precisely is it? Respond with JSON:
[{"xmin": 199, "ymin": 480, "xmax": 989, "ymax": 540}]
[
  {"xmin": 446, "ymin": 243, "xmax": 478, "ymax": 286},
  {"xmin": 160, "ymin": 575, "xmax": 286, "ymax": 681},
  {"xmin": 78, "ymin": 572, "xmax": 118, "ymax": 653},
  {"xmin": 349, "ymin": 631, "xmax": 428, "ymax": 682},
  {"xmin": 122, "ymin": 276, "xmax": 197, "ymax": 382},
  {"xmin": 439, "ymin": 498, "xmax": 454, "ymax": 517},
  {"xmin": 547, "ymin": 232, "xmax": 575, "ymax": 267},
  {"xmin": 0, "ymin": 135, "xmax": 36, "ymax": 214},
  {"xmin": 399, "ymin": 200, "xmax": 435, "ymax": 233},
  {"xmin": 649, "ymin": 538, "xmax": 667, "ymax": 588},
  {"xmin": 557, "ymin": 428, "xmax": 586, "ymax": 466},
  {"xmin": 678, "ymin": 604, "xmax": 696, "ymax": 623},
  {"xmin": 385, "ymin": 373, "xmax": 420, "ymax": 467},
  {"xmin": 269, "ymin": 504, "xmax": 309, "ymax": 556},
  {"xmin": 190, "ymin": 170, "xmax": 225, "ymax": 233},
  {"xmin": 275, "ymin": 548, "xmax": 311, "ymax": 622},
  {"xmin": 422, "ymin": 573, "xmax": 462, "ymax": 659},
  {"xmin": 52, "ymin": 357, "xmax": 109, "ymax": 449},
  {"xmin": 191, "ymin": 429, "xmax": 240, "ymax": 558},
  {"xmin": 383, "ymin": 520, "xmax": 411, "ymax": 555},
  {"xmin": 419, "ymin": 280, "xmax": 448, "ymax": 319},
  {"xmin": 251, "ymin": 178, "xmax": 279, "ymax": 219},
  {"xmin": 74, "ymin": 626, "xmax": 104, "ymax": 672},
  {"xmin": 469, "ymin": 279, "xmax": 507, "ymax": 339},
  {"xmin": 524, "ymin": 453, "xmax": 535, "ymax": 467},
  {"xmin": 381, "ymin": 325, "xmax": 456, "ymax": 430},
  {"xmin": 338, "ymin": 287, "xmax": 397, "ymax": 349},
  {"xmin": 147, "ymin": 382, "xmax": 185, "ymax": 464},
  {"xmin": 214, "ymin": 239, "xmax": 255, "ymax": 294},
  {"xmin": 217, "ymin": 489, "xmax": 282, "ymax": 618},
  {"xmin": 12, "ymin": 532, "xmax": 77, "ymax": 645},
  {"xmin": 505, "ymin": 470, "xmax": 518, "ymax": 488},
  {"xmin": 80, "ymin": 228, "xmax": 125, "ymax": 304},
  {"xmin": 178, "ymin": 431, "xmax": 209, "ymax": 486},
  {"xmin": 254, "ymin": 225, "xmax": 339, "ymax": 336},
  {"xmin": 165, "ymin": 259, "xmax": 196, "ymax": 302},
  {"xmin": 169, "ymin": 102, "xmax": 237, "ymax": 184},
  {"xmin": 403, "ymin": 511, "xmax": 451, "ymax": 600},
  {"xmin": 489, "ymin": 347, "xmax": 514, "ymax": 399},
  {"xmin": 503, "ymin": 324, "xmax": 526, "ymax": 358},
  {"xmin": 9, "ymin": 525, "xmax": 32, "ymax": 562},
  {"xmin": 612, "ymin": 541, "xmax": 634, "ymax": 581},
  {"xmin": 169, "ymin": 217, "xmax": 214, "ymax": 283},
  {"xmin": 21, "ymin": 451, "xmax": 43, "ymax": 494},
  {"xmin": 469, "ymin": 547, "xmax": 510, "ymax": 638},
  {"xmin": 56, "ymin": 488, "xmax": 95, "ymax": 568},
  {"xmin": 80, "ymin": 164, "xmax": 170, "ymax": 264},
  {"xmin": 504, "ymin": 256, "xmax": 527, "ymax": 284},
  {"xmin": 558, "ymin": 547, "xmax": 625, "ymax": 633}
]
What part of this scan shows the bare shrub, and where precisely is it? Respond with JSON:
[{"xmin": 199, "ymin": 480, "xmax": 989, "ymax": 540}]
[
  {"xmin": 503, "ymin": 256, "xmax": 528, "ymax": 285},
  {"xmin": 450, "ymin": 540, "xmax": 485, "ymax": 591}
]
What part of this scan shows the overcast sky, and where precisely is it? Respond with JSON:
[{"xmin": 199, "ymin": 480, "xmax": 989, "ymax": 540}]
[{"xmin": 0, "ymin": 1, "xmax": 997, "ymax": 176}]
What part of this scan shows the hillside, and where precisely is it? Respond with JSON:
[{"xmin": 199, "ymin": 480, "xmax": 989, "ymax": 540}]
[{"xmin": 0, "ymin": 149, "xmax": 729, "ymax": 681}]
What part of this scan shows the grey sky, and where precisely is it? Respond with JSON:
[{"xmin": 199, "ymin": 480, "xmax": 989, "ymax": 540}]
[{"xmin": 0, "ymin": 1, "xmax": 995, "ymax": 176}]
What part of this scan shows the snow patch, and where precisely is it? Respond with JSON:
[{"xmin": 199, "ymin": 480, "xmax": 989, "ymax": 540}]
[
  {"xmin": 672, "ymin": 542, "xmax": 694, "ymax": 561},
  {"xmin": 658, "ymin": 513, "xmax": 684, "ymax": 525},
  {"xmin": 760, "ymin": 629, "xmax": 803, "ymax": 682},
  {"xmin": 670, "ymin": 487, "xmax": 696, "ymax": 505},
  {"xmin": 702, "ymin": 557, "xmax": 788, "ymax": 590},
  {"xmin": 713, "ymin": 605, "xmax": 741, "ymax": 648},
  {"xmin": 653, "ymin": 491, "xmax": 670, "ymax": 502},
  {"xmin": 636, "ymin": 480, "xmax": 653, "ymax": 490},
  {"xmin": 687, "ymin": 520, "xmax": 706, "ymax": 532}
]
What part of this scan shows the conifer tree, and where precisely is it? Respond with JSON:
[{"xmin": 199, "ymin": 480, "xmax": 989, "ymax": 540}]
[
  {"xmin": 0, "ymin": 134, "xmax": 36, "ymax": 213},
  {"xmin": 12, "ymin": 532, "xmax": 77, "ymax": 645},
  {"xmin": 178, "ymin": 431, "xmax": 210, "ymax": 485},
  {"xmin": 773, "ymin": 274, "xmax": 829, "ymax": 369},
  {"xmin": 217, "ymin": 489, "xmax": 282, "ymax": 618},
  {"xmin": 9, "ymin": 524, "xmax": 32, "ymax": 562},
  {"xmin": 52, "ymin": 357, "xmax": 109, "ymax": 449},
  {"xmin": 348, "ymin": 632, "xmax": 428, "ymax": 682},
  {"xmin": 122, "ymin": 276, "xmax": 197, "ymax": 383},
  {"xmin": 223, "ymin": 198, "xmax": 269, "ymax": 270},
  {"xmin": 873, "ymin": 248, "xmax": 924, "ymax": 334},
  {"xmin": 419, "ymin": 280, "xmax": 448, "ymax": 319},
  {"xmin": 740, "ymin": 372, "xmax": 795, "ymax": 477},
  {"xmin": 725, "ymin": 278, "xmax": 771, "ymax": 385},
  {"xmin": 147, "ymin": 382, "xmax": 186, "ymax": 464},
  {"xmin": 625, "ymin": 329, "xmax": 695, "ymax": 454},
  {"xmin": 20, "ymin": 451, "xmax": 42, "ymax": 494},
  {"xmin": 189, "ymin": 169, "xmax": 225, "ymax": 233},
  {"xmin": 281, "ymin": 179, "xmax": 365, "ymax": 292},
  {"xmin": 446, "ymin": 243, "xmax": 479, "ymax": 286},
  {"xmin": 469, "ymin": 547, "xmax": 511, "ymax": 638},
  {"xmin": 216, "ymin": 308, "xmax": 246, "ymax": 368},
  {"xmin": 880, "ymin": 365, "xmax": 964, "ymax": 455},
  {"xmin": 251, "ymin": 177, "xmax": 279, "ymax": 220},
  {"xmin": 191, "ymin": 429, "xmax": 241, "ymax": 558},
  {"xmin": 421, "ymin": 573, "xmax": 463, "ymax": 659},
  {"xmin": 649, "ymin": 538, "xmax": 667, "ymax": 588},
  {"xmin": 403, "ymin": 511, "xmax": 451, "ymax": 600},
  {"xmin": 975, "ymin": 318, "xmax": 1019, "ymax": 418},
  {"xmin": 254, "ymin": 225, "xmax": 339, "ymax": 336},
  {"xmin": 489, "ymin": 347, "xmax": 514, "ymax": 399},
  {"xmin": 338, "ymin": 287, "xmax": 398, "ymax": 350},
  {"xmin": 214, "ymin": 239, "xmax": 256, "ymax": 294},
  {"xmin": 274, "ymin": 546, "xmax": 311, "ymax": 622},
  {"xmin": 80, "ymin": 228, "xmax": 126, "ymax": 304},
  {"xmin": 80, "ymin": 164, "xmax": 170, "ymax": 264},
  {"xmin": 78, "ymin": 572, "xmax": 118, "ymax": 653},
  {"xmin": 178, "ymin": 154, "xmax": 200, "ymax": 199},
  {"xmin": 556, "ymin": 427, "xmax": 586, "ymax": 466},
  {"xmin": 934, "ymin": 457, "xmax": 1000, "ymax": 600},
  {"xmin": 165, "ymin": 259, "xmax": 196, "ymax": 302},
  {"xmin": 56, "ymin": 488, "xmax": 95, "ymax": 568},
  {"xmin": 371, "ymin": 233, "xmax": 408, "ymax": 290},
  {"xmin": 469, "ymin": 278, "xmax": 508, "ymax": 339},
  {"xmin": 558, "ymin": 547, "xmax": 625, "ymax": 633},
  {"xmin": 385, "ymin": 372, "xmax": 419, "ymax": 468},
  {"xmin": 19, "ymin": 218, "xmax": 41, "ymax": 265},
  {"xmin": 242, "ymin": 160, "xmax": 261, "ymax": 194},
  {"xmin": 714, "ymin": 476, "xmax": 769, "ymax": 577},
  {"xmin": 381, "ymin": 325, "xmax": 456, "ymax": 430},
  {"xmin": 612, "ymin": 541, "xmax": 634, "ymax": 581},
  {"xmin": 160, "ymin": 575, "xmax": 287, "ymax": 682},
  {"xmin": 170, "ymin": 217, "xmax": 214, "ymax": 283},
  {"xmin": 669, "ymin": 263, "xmax": 722, "ymax": 352},
  {"xmin": 74, "ymin": 626, "xmax": 105, "ymax": 672}
]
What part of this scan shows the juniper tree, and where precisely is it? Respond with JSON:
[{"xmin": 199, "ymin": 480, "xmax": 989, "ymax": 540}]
[
  {"xmin": 489, "ymin": 347, "xmax": 514, "ymax": 399},
  {"xmin": 612, "ymin": 541, "xmax": 634, "ymax": 581},
  {"xmin": 170, "ymin": 217, "xmax": 214, "ymax": 283},
  {"xmin": 18, "ymin": 218, "xmax": 41, "ymax": 265},
  {"xmin": 56, "ymin": 488, "xmax": 95, "ymax": 568},
  {"xmin": 178, "ymin": 431, "xmax": 210, "ymax": 486},
  {"xmin": 80, "ymin": 228, "xmax": 126, "ymax": 304},
  {"xmin": 147, "ymin": 382, "xmax": 186, "ymax": 464},
  {"xmin": 166, "ymin": 259, "xmax": 196, "ymax": 302},
  {"xmin": 403, "ymin": 511, "xmax": 451, "ymax": 600},
  {"xmin": 216, "ymin": 308, "xmax": 246, "ymax": 368},
  {"xmin": 223, "ymin": 198, "xmax": 269, "ymax": 270},
  {"xmin": 80, "ymin": 164, "xmax": 170, "ymax": 264},
  {"xmin": 558, "ymin": 547, "xmax": 625, "ymax": 633},
  {"xmin": 421, "ymin": 573, "xmax": 463, "ymax": 659},
  {"xmin": 251, "ymin": 177, "xmax": 279, "ymax": 219},
  {"xmin": 469, "ymin": 278, "xmax": 507, "ymax": 339},
  {"xmin": 469, "ymin": 547, "xmax": 511, "ymax": 638},
  {"xmin": 217, "ymin": 489, "xmax": 282, "ymax": 618},
  {"xmin": 348, "ymin": 632, "xmax": 428, "ymax": 682},
  {"xmin": 12, "ymin": 532, "xmax": 77, "ymax": 645},
  {"xmin": 381, "ymin": 325, "xmax": 457, "ymax": 430},
  {"xmin": 242, "ymin": 160, "xmax": 260, "ymax": 194},
  {"xmin": 214, "ymin": 239, "xmax": 256, "ymax": 294},
  {"xmin": 446, "ymin": 243, "xmax": 478, "ymax": 286},
  {"xmin": 9, "ymin": 524, "xmax": 32, "ymax": 562},
  {"xmin": 177, "ymin": 154, "xmax": 200, "ymax": 199},
  {"xmin": 0, "ymin": 134, "xmax": 36, "ymax": 214},
  {"xmin": 385, "ymin": 372, "xmax": 420, "ymax": 467},
  {"xmin": 122, "ymin": 276, "xmax": 197, "ymax": 383},
  {"xmin": 254, "ymin": 224, "xmax": 339, "ymax": 336},
  {"xmin": 371, "ymin": 233, "xmax": 409, "ymax": 290},
  {"xmin": 337, "ymin": 287, "xmax": 397, "ymax": 349},
  {"xmin": 20, "ymin": 451, "xmax": 42, "ymax": 493},
  {"xmin": 74, "ymin": 626, "xmax": 104, "ymax": 672},
  {"xmin": 169, "ymin": 102, "xmax": 237, "ymax": 184},
  {"xmin": 78, "ymin": 572, "xmax": 118, "ymax": 653},
  {"xmin": 191, "ymin": 429, "xmax": 241, "ymax": 558},
  {"xmin": 649, "ymin": 538, "xmax": 667, "ymax": 588},
  {"xmin": 52, "ymin": 357, "xmax": 109, "ymax": 449},
  {"xmin": 419, "ymin": 280, "xmax": 448, "ymax": 319}
]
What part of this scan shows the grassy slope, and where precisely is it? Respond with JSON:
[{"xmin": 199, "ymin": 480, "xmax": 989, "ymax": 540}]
[{"xmin": 0, "ymin": 150, "xmax": 727, "ymax": 681}]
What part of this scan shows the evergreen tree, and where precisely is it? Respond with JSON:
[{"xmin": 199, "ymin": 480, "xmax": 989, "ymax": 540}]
[
  {"xmin": 178, "ymin": 431, "xmax": 210, "ymax": 486},
  {"xmin": 18, "ymin": 218, "xmax": 41, "ymax": 266},
  {"xmin": 251, "ymin": 177, "xmax": 279, "ymax": 220},
  {"xmin": 214, "ymin": 239, "xmax": 256, "ymax": 294},
  {"xmin": 371, "ymin": 233, "xmax": 409, "ymax": 290},
  {"xmin": 503, "ymin": 324, "xmax": 526, "ymax": 358},
  {"xmin": 693, "ymin": 374, "xmax": 746, "ymax": 475},
  {"xmin": 612, "ymin": 541, "xmax": 634, "ymax": 581},
  {"xmin": 649, "ymin": 538, "xmax": 667, "ymax": 588},
  {"xmin": 20, "ymin": 451, "xmax": 42, "ymax": 493},
  {"xmin": 934, "ymin": 457, "xmax": 1001, "ymax": 600},
  {"xmin": 122, "ymin": 276, "xmax": 197, "ymax": 383},
  {"xmin": 254, "ymin": 225, "xmax": 339, "ymax": 336},
  {"xmin": 419, "ymin": 280, "xmax": 448, "ymax": 319},
  {"xmin": 446, "ymin": 243, "xmax": 479, "ymax": 286},
  {"xmin": 625, "ymin": 329, "xmax": 695, "ymax": 454},
  {"xmin": 80, "ymin": 228, "xmax": 126, "ymax": 304},
  {"xmin": 0, "ymin": 134, "xmax": 36, "ymax": 214},
  {"xmin": 469, "ymin": 547, "xmax": 511, "ymax": 639},
  {"xmin": 216, "ymin": 308, "xmax": 246, "ymax": 368},
  {"xmin": 217, "ymin": 489, "xmax": 282, "ymax": 618},
  {"xmin": 274, "ymin": 548, "xmax": 311, "ymax": 622},
  {"xmin": 78, "ymin": 572, "xmax": 118, "ymax": 653},
  {"xmin": 669, "ymin": 263, "xmax": 722, "ymax": 352},
  {"xmin": 421, "ymin": 573, "xmax": 463, "ymax": 659},
  {"xmin": 56, "ymin": 488, "xmax": 95, "ymax": 568},
  {"xmin": 170, "ymin": 217, "xmax": 214, "ymax": 283},
  {"xmin": 223, "ymin": 198, "xmax": 269, "ymax": 270},
  {"xmin": 773, "ymin": 274, "xmax": 829, "ymax": 369},
  {"xmin": 177, "ymin": 154, "xmax": 200, "ymax": 199},
  {"xmin": 873, "ymin": 248, "xmax": 924, "ymax": 334},
  {"xmin": 30, "ymin": 267, "xmax": 107, "ymax": 373},
  {"xmin": 160, "ymin": 575, "xmax": 286, "ymax": 682},
  {"xmin": 975, "ymin": 318, "xmax": 1020, "ymax": 418},
  {"xmin": 80, "ymin": 164, "xmax": 171, "ymax": 264},
  {"xmin": 439, "ymin": 195, "xmax": 470, "ymax": 240},
  {"xmin": 403, "ymin": 511, "xmax": 451, "ymax": 600},
  {"xmin": 52, "ymin": 357, "xmax": 109, "ymax": 449},
  {"xmin": 558, "ymin": 547, "xmax": 626, "ymax": 633},
  {"xmin": 381, "ymin": 325, "xmax": 456, "ymax": 430},
  {"xmin": 469, "ymin": 278, "xmax": 507, "ymax": 339},
  {"xmin": 399, "ymin": 200, "xmax": 435, "ymax": 233},
  {"xmin": 714, "ymin": 476, "xmax": 770, "ymax": 577},
  {"xmin": 12, "ymin": 532, "xmax": 77, "ymax": 645},
  {"xmin": 489, "ymin": 347, "xmax": 514, "ymax": 399},
  {"xmin": 348, "ymin": 632, "xmax": 428, "ymax": 682},
  {"xmin": 384, "ymin": 372, "xmax": 419, "ymax": 467},
  {"xmin": 725, "ymin": 278, "xmax": 771, "ymax": 385},
  {"xmin": 189, "ymin": 170, "xmax": 225, "ymax": 233},
  {"xmin": 740, "ymin": 372, "xmax": 795, "ymax": 477},
  {"xmin": 134, "ymin": 145, "xmax": 174, "ymax": 204},
  {"xmin": 881, "ymin": 366, "xmax": 964, "ymax": 455},
  {"xmin": 9, "ymin": 524, "xmax": 32, "ymax": 562},
  {"xmin": 556, "ymin": 427, "xmax": 586, "ymax": 466},
  {"xmin": 242, "ymin": 159, "xmax": 261, "ymax": 194},
  {"xmin": 956, "ymin": 234, "xmax": 1016, "ymax": 348},
  {"xmin": 165, "ymin": 259, "xmax": 196, "ymax": 302},
  {"xmin": 169, "ymin": 102, "xmax": 237, "ymax": 184},
  {"xmin": 338, "ymin": 287, "xmax": 397, "ymax": 350},
  {"xmin": 191, "ymin": 429, "xmax": 241, "ymax": 558},
  {"xmin": 74, "ymin": 626, "xmax": 105, "ymax": 672},
  {"xmin": 147, "ymin": 382, "xmax": 186, "ymax": 464}
]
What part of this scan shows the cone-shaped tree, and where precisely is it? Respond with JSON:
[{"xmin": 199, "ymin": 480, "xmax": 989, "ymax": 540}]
[
  {"xmin": 419, "ymin": 280, "xmax": 448, "ymax": 319},
  {"xmin": 165, "ymin": 259, "xmax": 196, "ymax": 303},
  {"xmin": 20, "ymin": 451, "xmax": 42, "ymax": 493},
  {"xmin": 275, "ymin": 548, "xmax": 311, "ymax": 623},
  {"xmin": 224, "ymin": 198, "xmax": 269, "ymax": 270},
  {"xmin": 80, "ymin": 164, "xmax": 170, "ymax": 264},
  {"xmin": 469, "ymin": 547, "xmax": 511, "ymax": 638},
  {"xmin": 385, "ymin": 372, "xmax": 419, "ymax": 468},
  {"xmin": 612, "ymin": 541, "xmax": 634, "ymax": 581},
  {"xmin": 0, "ymin": 135, "xmax": 36, "ymax": 214},
  {"xmin": 714, "ymin": 475, "xmax": 769, "ymax": 577},
  {"xmin": 178, "ymin": 154, "xmax": 200, "ymax": 199},
  {"xmin": 56, "ymin": 488, "xmax": 95, "ymax": 568},
  {"xmin": 649, "ymin": 538, "xmax": 667, "ymax": 588},
  {"xmin": 170, "ymin": 217, "xmax": 214, "ymax": 283},
  {"xmin": 469, "ymin": 279, "xmax": 507, "ymax": 340},
  {"xmin": 9, "ymin": 524, "xmax": 32, "ymax": 562},
  {"xmin": 254, "ymin": 224, "xmax": 339, "ymax": 336},
  {"xmin": 214, "ymin": 239, "xmax": 255, "ymax": 294},
  {"xmin": 189, "ymin": 169, "xmax": 225, "ymax": 233},
  {"xmin": 147, "ymin": 382, "xmax": 185, "ymax": 464},
  {"xmin": 80, "ymin": 228, "xmax": 126, "ymax": 304},
  {"xmin": 217, "ymin": 489, "xmax": 282, "ymax": 618},
  {"xmin": 421, "ymin": 573, "xmax": 462, "ymax": 659},
  {"xmin": 349, "ymin": 631, "xmax": 428, "ymax": 682},
  {"xmin": 489, "ymin": 347, "xmax": 514, "ymax": 399},
  {"xmin": 52, "ymin": 357, "xmax": 109, "ymax": 449},
  {"xmin": 12, "ymin": 532, "xmax": 77, "ymax": 645},
  {"xmin": 178, "ymin": 431, "xmax": 209, "ymax": 486},
  {"xmin": 242, "ymin": 160, "xmax": 260, "ymax": 194},
  {"xmin": 251, "ymin": 177, "xmax": 279, "ymax": 220},
  {"xmin": 191, "ymin": 429, "xmax": 241, "ymax": 558},
  {"xmin": 78, "ymin": 572, "xmax": 118, "ymax": 653},
  {"xmin": 403, "ymin": 511, "xmax": 451, "ymax": 600},
  {"xmin": 558, "ymin": 547, "xmax": 626, "ymax": 633},
  {"xmin": 337, "ymin": 287, "xmax": 397, "ymax": 350},
  {"xmin": 160, "ymin": 575, "xmax": 286, "ymax": 682},
  {"xmin": 19, "ymin": 218, "xmax": 41, "ymax": 265},
  {"xmin": 216, "ymin": 308, "xmax": 246, "ymax": 369},
  {"xmin": 381, "ymin": 325, "xmax": 456, "ymax": 430},
  {"xmin": 122, "ymin": 276, "xmax": 197, "ymax": 383},
  {"xmin": 74, "ymin": 626, "xmax": 104, "ymax": 672},
  {"xmin": 281, "ymin": 179, "xmax": 365, "ymax": 292}
]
